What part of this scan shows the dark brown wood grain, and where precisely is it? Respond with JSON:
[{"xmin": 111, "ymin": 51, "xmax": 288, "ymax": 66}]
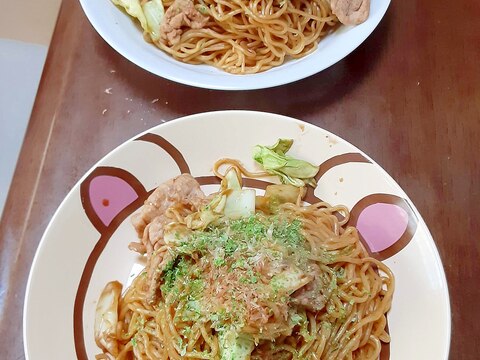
[{"xmin": 0, "ymin": 0, "xmax": 479, "ymax": 358}]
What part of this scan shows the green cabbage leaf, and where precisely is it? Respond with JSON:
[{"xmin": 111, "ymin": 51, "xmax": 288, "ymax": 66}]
[
  {"xmin": 253, "ymin": 139, "xmax": 319, "ymax": 187},
  {"xmin": 111, "ymin": 0, "xmax": 164, "ymax": 41}
]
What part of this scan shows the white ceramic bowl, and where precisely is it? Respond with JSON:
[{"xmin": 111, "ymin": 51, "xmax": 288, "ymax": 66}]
[
  {"xmin": 79, "ymin": 0, "xmax": 391, "ymax": 90},
  {"xmin": 24, "ymin": 111, "xmax": 450, "ymax": 359}
]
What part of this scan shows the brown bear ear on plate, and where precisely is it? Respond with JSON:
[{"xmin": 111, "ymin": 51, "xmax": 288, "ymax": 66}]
[
  {"xmin": 135, "ymin": 133, "xmax": 191, "ymax": 173},
  {"xmin": 348, "ymin": 193, "xmax": 418, "ymax": 261},
  {"xmin": 80, "ymin": 133, "xmax": 193, "ymax": 234},
  {"xmin": 80, "ymin": 166, "xmax": 147, "ymax": 234},
  {"xmin": 304, "ymin": 152, "xmax": 371, "ymax": 203},
  {"xmin": 316, "ymin": 152, "xmax": 372, "ymax": 181}
]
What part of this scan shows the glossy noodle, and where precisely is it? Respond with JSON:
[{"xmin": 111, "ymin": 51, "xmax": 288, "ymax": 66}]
[
  {"xmin": 157, "ymin": 0, "xmax": 337, "ymax": 73},
  {"xmin": 112, "ymin": 0, "xmax": 371, "ymax": 74},
  {"xmin": 95, "ymin": 163, "xmax": 394, "ymax": 360}
]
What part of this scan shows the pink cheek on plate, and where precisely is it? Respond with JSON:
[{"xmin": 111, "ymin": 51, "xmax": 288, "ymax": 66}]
[
  {"xmin": 356, "ymin": 203, "xmax": 409, "ymax": 253},
  {"xmin": 89, "ymin": 175, "xmax": 139, "ymax": 226}
]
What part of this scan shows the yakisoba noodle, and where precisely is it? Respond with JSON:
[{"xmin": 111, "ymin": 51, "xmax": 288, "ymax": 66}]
[
  {"xmin": 156, "ymin": 0, "xmax": 337, "ymax": 73},
  {"xmin": 95, "ymin": 160, "xmax": 394, "ymax": 360}
]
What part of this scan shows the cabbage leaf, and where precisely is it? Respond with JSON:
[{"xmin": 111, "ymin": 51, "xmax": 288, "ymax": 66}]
[
  {"xmin": 218, "ymin": 329, "xmax": 255, "ymax": 360},
  {"xmin": 111, "ymin": 0, "xmax": 164, "ymax": 41},
  {"xmin": 253, "ymin": 139, "xmax": 319, "ymax": 187},
  {"xmin": 142, "ymin": 0, "xmax": 165, "ymax": 41},
  {"xmin": 186, "ymin": 167, "xmax": 255, "ymax": 229},
  {"xmin": 111, "ymin": 0, "xmax": 148, "ymax": 31}
]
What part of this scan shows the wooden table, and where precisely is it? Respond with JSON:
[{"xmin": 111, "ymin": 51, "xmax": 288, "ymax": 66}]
[{"xmin": 1, "ymin": 0, "xmax": 479, "ymax": 358}]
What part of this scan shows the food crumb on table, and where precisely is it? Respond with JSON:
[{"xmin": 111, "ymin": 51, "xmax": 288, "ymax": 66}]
[{"xmin": 104, "ymin": 88, "xmax": 112, "ymax": 94}]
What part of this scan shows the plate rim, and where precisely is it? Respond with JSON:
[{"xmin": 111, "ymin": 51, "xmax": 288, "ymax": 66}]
[{"xmin": 23, "ymin": 110, "xmax": 451, "ymax": 359}]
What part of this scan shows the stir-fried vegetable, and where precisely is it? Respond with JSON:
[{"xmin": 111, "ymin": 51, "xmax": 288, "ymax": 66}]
[
  {"xmin": 255, "ymin": 184, "xmax": 305, "ymax": 214},
  {"xmin": 272, "ymin": 265, "xmax": 312, "ymax": 294},
  {"xmin": 186, "ymin": 167, "xmax": 255, "ymax": 229},
  {"xmin": 219, "ymin": 330, "xmax": 255, "ymax": 360},
  {"xmin": 141, "ymin": 0, "xmax": 165, "ymax": 41},
  {"xmin": 111, "ymin": 0, "xmax": 164, "ymax": 41},
  {"xmin": 253, "ymin": 138, "xmax": 319, "ymax": 187},
  {"xmin": 223, "ymin": 168, "xmax": 256, "ymax": 219},
  {"xmin": 94, "ymin": 281, "xmax": 122, "ymax": 356}
]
